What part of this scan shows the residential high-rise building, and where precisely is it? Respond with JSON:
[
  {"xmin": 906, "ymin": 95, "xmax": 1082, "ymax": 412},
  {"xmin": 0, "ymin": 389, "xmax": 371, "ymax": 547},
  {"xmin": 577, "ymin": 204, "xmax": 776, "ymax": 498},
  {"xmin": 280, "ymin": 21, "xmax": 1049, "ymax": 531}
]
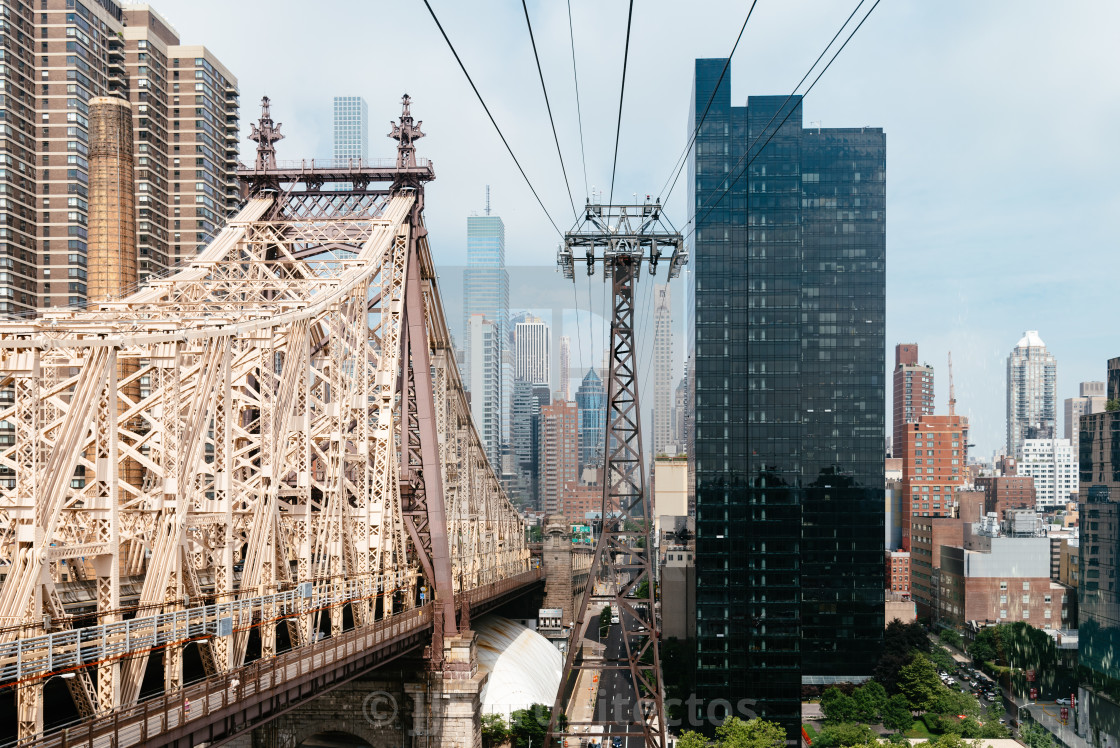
[
  {"xmin": 332, "ymin": 95, "xmax": 368, "ymax": 161},
  {"xmin": 900, "ymin": 414, "xmax": 969, "ymax": 614},
  {"xmin": 689, "ymin": 60, "xmax": 885, "ymax": 735},
  {"xmin": 509, "ymin": 378, "xmax": 540, "ymax": 509},
  {"xmin": 1019, "ymin": 438, "xmax": 1078, "ymax": 509},
  {"xmin": 892, "ymin": 343, "xmax": 934, "ymax": 456},
  {"xmin": 467, "ymin": 314, "xmax": 501, "ymax": 468},
  {"xmin": 1065, "ymin": 381, "xmax": 1106, "ymax": 458},
  {"xmin": 462, "ymin": 210, "xmax": 508, "ymax": 383},
  {"xmin": 1007, "ymin": 330, "xmax": 1058, "ymax": 459},
  {"xmin": 559, "ymin": 335, "xmax": 571, "ymax": 401},
  {"xmin": 538, "ymin": 400, "xmax": 577, "ymax": 516},
  {"xmin": 0, "ymin": 1, "xmax": 240, "ymax": 314},
  {"xmin": 672, "ymin": 376, "xmax": 688, "ymax": 451},
  {"xmin": 514, "ymin": 314, "xmax": 550, "ymax": 387},
  {"xmin": 575, "ymin": 368, "xmax": 606, "ymax": 473},
  {"xmin": 652, "ymin": 284, "xmax": 673, "ymax": 455},
  {"xmin": 1079, "ymin": 358, "xmax": 1120, "ymax": 747}
]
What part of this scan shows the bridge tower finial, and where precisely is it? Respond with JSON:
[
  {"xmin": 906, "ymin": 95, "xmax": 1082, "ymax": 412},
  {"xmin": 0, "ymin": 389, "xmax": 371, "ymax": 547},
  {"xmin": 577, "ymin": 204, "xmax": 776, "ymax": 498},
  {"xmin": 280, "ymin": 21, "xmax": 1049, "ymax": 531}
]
[
  {"xmin": 249, "ymin": 96, "xmax": 284, "ymax": 170},
  {"xmin": 389, "ymin": 93, "xmax": 425, "ymax": 169}
]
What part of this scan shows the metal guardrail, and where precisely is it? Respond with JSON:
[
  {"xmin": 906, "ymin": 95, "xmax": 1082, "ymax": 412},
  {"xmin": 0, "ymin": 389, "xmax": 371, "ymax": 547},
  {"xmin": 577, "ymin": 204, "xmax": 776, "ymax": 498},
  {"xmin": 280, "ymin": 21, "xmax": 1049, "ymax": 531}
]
[
  {"xmin": 0, "ymin": 571, "xmax": 414, "ymax": 682},
  {"xmin": 238, "ymin": 158, "xmax": 432, "ymax": 172},
  {"xmin": 2, "ymin": 567, "xmax": 543, "ymax": 748}
]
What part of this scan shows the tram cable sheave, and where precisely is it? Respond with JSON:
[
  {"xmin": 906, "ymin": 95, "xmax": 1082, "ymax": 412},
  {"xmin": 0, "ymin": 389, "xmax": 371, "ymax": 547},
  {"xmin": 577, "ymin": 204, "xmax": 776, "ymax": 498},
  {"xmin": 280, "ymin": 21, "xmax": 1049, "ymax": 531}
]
[{"xmin": 547, "ymin": 200, "xmax": 684, "ymax": 748}]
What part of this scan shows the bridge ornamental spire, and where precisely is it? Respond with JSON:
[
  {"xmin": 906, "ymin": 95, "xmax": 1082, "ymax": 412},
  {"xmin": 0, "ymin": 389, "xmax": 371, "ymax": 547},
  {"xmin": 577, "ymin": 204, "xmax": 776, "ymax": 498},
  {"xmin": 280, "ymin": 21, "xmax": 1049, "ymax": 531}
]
[
  {"xmin": 389, "ymin": 93, "xmax": 425, "ymax": 169},
  {"xmin": 249, "ymin": 96, "xmax": 284, "ymax": 170}
]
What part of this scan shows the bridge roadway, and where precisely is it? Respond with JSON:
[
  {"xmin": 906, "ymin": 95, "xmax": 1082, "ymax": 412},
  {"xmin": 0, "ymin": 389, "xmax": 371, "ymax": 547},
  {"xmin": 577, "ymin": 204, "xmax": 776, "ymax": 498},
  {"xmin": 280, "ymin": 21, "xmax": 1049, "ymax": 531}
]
[{"xmin": 7, "ymin": 569, "xmax": 541, "ymax": 748}]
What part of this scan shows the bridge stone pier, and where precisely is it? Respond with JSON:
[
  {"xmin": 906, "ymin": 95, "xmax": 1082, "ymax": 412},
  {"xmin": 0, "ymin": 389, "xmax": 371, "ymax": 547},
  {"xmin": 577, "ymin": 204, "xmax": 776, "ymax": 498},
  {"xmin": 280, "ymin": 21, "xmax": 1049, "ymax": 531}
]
[{"xmin": 543, "ymin": 516, "xmax": 594, "ymax": 626}]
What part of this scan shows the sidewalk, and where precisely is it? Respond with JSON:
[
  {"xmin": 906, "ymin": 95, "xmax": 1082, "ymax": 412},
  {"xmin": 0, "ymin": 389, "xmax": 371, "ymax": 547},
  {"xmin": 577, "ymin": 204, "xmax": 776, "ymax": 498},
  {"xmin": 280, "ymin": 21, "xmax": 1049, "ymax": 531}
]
[
  {"xmin": 1020, "ymin": 703, "xmax": 1090, "ymax": 748},
  {"xmin": 565, "ymin": 656, "xmax": 602, "ymax": 747}
]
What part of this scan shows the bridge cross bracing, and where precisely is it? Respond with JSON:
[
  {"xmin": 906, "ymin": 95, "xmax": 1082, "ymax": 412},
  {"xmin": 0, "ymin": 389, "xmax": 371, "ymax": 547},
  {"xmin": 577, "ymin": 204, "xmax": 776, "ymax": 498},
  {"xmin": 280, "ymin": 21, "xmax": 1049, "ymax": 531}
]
[{"xmin": 0, "ymin": 96, "xmax": 532, "ymax": 744}]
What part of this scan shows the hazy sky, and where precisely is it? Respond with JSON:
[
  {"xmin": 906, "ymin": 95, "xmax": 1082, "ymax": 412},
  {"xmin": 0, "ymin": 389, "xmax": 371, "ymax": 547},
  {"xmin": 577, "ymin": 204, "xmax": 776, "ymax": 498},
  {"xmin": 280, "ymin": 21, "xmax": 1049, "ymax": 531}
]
[{"xmin": 150, "ymin": 0, "xmax": 1120, "ymax": 457}]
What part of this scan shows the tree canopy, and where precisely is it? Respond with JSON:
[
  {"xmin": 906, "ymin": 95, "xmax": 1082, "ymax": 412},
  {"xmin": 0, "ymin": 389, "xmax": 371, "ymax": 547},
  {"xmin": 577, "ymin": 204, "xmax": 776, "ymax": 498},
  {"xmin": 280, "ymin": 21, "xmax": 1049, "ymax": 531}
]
[
  {"xmin": 898, "ymin": 653, "xmax": 943, "ymax": 710},
  {"xmin": 813, "ymin": 723, "xmax": 878, "ymax": 748},
  {"xmin": 676, "ymin": 717, "xmax": 787, "ymax": 748}
]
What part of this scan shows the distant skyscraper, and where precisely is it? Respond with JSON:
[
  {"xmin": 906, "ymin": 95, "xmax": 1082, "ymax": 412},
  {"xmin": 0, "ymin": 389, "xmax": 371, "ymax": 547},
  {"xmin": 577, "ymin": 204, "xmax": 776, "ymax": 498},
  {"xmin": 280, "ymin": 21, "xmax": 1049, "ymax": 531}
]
[
  {"xmin": 652, "ymin": 284, "xmax": 673, "ymax": 455},
  {"xmin": 1077, "ymin": 357, "xmax": 1120, "ymax": 747},
  {"xmin": 509, "ymin": 378, "xmax": 540, "ymax": 509},
  {"xmin": 575, "ymin": 368, "xmax": 607, "ymax": 473},
  {"xmin": 514, "ymin": 315, "xmax": 550, "ymax": 387},
  {"xmin": 672, "ymin": 376, "xmax": 688, "ymax": 452},
  {"xmin": 332, "ymin": 96, "xmax": 369, "ymax": 161},
  {"xmin": 463, "ymin": 205, "xmax": 509, "ymax": 401},
  {"xmin": 1007, "ymin": 330, "xmax": 1058, "ymax": 459},
  {"xmin": 1065, "ymin": 380, "xmax": 1106, "ymax": 457},
  {"xmin": 689, "ymin": 60, "xmax": 885, "ymax": 735},
  {"xmin": 893, "ymin": 344, "xmax": 934, "ymax": 457},
  {"xmin": 467, "ymin": 314, "xmax": 501, "ymax": 467},
  {"xmin": 559, "ymin": 336, "xmax": 571, "ymax": 401},
  {"xmin": 538, "ymin": 400, "xmax": 578, "ymax": 516}
]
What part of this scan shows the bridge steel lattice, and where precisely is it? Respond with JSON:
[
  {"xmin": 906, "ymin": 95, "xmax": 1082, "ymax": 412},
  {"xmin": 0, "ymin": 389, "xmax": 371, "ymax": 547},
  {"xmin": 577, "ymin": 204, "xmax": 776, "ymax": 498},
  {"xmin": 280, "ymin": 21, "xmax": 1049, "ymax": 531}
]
[{"xmin": 0, "ymin": 96, "xmax": 530, "ymax": 743}]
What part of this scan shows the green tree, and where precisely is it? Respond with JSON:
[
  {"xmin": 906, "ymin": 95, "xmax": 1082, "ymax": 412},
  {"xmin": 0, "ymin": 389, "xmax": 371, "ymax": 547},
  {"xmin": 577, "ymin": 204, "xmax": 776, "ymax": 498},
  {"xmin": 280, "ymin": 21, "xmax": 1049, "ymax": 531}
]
[
  {"xmin": 880, "ymin": 694, "xmax": 914, "ymax": 732},
  {"xmin": 813, "ymin": 723, "xmax": 878, "ymax": 748},
  {"xmin": 898, "ymin": 653, "xmax": 944, "ymax": 710},
  {"xmin": 677, "ymin": 732, "xmax": 710, "ymax": 748},
  {"xmin": 1020, "ymin": 722, "xmax": 1055, "ymax": 748},
  {"xmin": 714, "ymin": 717, "xmax": 787, "ymax": 748},
  {"xmin": 939, "ymin": 628, "xmax": 964, "ymax": 650},
  {"xmin": 481, "ymin": 713, "xmax": 509, "ymax": 748},
  {"xmin": 928, "ymin": 645, "xmax": 957, "ymax": 672},
  {"xmin": 1106, "ymin": 398, "xmax": 1119, "ymax": 412},
  {"xmin": 852, "ymin": 681, "xmax": 887, "ymax": 723},
  {"xmin": 598, "ymin": 606, "xmax": 612, "ymax": 638},
  {"xmin": 930, "ymin": 688, "xmax": 981, "ymax": 718},
  {"xmin": 509, "ymin": 704, "xmax": 550, "ymax": 748},
  {"xmin": 979, "ymin": 718, "xmax": 1011, "ymax": 739},
  {"xmin": 820, "ymin": 687, "xmax": 858, "ymax": 724},
  {"xmin": 875, "ymin": 619, "xmax": 931, "ymax": 692},
  {"xmin": 969, "ymin": 626, "xmax": 1002, "ymax": 665}
]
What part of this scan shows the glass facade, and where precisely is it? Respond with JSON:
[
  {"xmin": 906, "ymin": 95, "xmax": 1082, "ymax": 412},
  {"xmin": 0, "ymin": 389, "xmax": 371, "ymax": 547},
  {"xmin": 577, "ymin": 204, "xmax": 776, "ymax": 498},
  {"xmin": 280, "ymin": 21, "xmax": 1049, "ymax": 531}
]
[
  {"xmin": 576, "ymin": 368, "xmax": 607, "ymax": 473},
  {"xmin": 689, "ymin": 59, "xmax": 885, "ymax": 738},
  {"xmin": 332, "ymin": 95, "xmax": 369, "ymax": 161},
  {"xmin": 463, "ymin": 215, "xmax": 509, "ymax": 377},
  {"xmin": 1078, "ymin": 358, "xmax": 1120, "ymax": 747}
]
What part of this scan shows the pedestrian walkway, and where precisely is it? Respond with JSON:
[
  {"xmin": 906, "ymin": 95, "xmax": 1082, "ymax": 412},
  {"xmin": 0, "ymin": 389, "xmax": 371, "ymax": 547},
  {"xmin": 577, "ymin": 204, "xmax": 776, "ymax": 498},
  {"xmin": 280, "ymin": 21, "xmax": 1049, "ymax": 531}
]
[{"xmin": 1021, "ymin": 703, "xmax": 1090, "ymax": 748}]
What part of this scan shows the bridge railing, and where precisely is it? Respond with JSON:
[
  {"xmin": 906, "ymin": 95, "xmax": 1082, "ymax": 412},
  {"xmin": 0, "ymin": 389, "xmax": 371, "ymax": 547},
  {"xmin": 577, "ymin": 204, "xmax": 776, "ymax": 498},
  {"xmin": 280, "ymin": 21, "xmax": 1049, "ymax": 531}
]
[{"xmin": 0, "ymin": 568, "xmax": 543, "ymax": 748}]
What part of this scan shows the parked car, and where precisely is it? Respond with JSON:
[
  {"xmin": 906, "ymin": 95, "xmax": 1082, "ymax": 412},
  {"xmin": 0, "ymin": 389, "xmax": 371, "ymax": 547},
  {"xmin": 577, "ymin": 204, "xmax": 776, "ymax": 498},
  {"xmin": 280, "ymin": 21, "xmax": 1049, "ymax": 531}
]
[{"xmin": 1057, "ymin": 697, "xmax": 1071, "ymax": 705}]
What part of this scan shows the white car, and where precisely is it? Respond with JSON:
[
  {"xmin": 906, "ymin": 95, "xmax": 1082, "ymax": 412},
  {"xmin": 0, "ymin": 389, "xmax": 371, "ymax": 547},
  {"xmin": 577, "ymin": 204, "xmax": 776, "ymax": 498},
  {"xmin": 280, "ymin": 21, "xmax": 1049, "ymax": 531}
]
[{"xmin": 1057, "ymin": 697, "xmax": 1071, "ymax": 705}]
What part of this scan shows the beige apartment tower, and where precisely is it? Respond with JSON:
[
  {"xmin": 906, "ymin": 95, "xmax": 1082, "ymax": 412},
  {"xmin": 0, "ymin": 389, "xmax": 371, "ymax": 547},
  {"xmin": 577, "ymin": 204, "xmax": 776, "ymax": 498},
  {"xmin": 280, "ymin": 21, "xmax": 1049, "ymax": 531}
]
[{"xmin": 0, "ymin": 0, "xmax": 238, "ymax": 315}]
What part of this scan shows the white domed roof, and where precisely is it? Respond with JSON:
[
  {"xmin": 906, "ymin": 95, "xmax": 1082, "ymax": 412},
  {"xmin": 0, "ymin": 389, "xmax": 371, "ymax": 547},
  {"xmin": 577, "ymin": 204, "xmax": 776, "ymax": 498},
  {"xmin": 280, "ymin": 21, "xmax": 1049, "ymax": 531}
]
[
  {"xmin": 475, "ymin": 616, "xmax": 563, "ymax": 722},
  {"xmin": 1017, "ymin": 330, "xmax": 1045, "ymax": 348}
]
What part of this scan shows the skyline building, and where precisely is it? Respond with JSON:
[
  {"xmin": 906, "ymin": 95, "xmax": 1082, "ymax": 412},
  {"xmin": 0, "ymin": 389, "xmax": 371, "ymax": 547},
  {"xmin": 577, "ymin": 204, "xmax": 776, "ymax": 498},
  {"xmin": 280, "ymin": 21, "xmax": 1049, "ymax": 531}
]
[
  {"xmin": 462, "ymin": 208, "xmax": 508, "ymax": 386},
  {"xmin": 689, "ymin": 60, "xmax": 886, "ymax": 735},
  {"xmin": 652, "ymin": 284, "xmax": 674, "ymax": 455},
  {"xmin": 538, "ymin": 400, "xmax": 577, "ymax": 517},
  {"xmin": 900, "ymin": 413, "xmax": 969, "ymax": 615},
  {"xmin": 575, "ymin": 368, "xmax": 607, "ymax": 473},
  {"xmin": 559, "ymin": 335, "xmax": 571, "ymax": 401},
  {"xmin": 467, "ymin": 314, "xmax": 501, "ymax": 468},
  {"xmin": 514, "ymin": 314, "xmax": 550, "ymax": 387},
  {"xmin": 0, "ymin": 0, "xmax": 239, "ymax": 314},
  {"xmin": 1007, "ymin": 330, "xmax": 1058, "ymax": 459},
  {"xmin": 1019, "ymin": 437, "xmax": 1078, "ymax": 509},
  {"xmin": 509, "ymin": 378, "xmax": 540, "ymax": 509},
  {"xmin": 332, "ymin": 95, "xmax": 368, "ymax": 161},
  {"xmin": 892, "ymin": 343, "xmax": 934, "ymax": 457},
  {"xmin": 1065, "ymin": 380, "xmax": 1106, "ymax": 458},
  {"xmin": 672, "ymin": 376, "xmax": 689, "ymax": 453},
  {"xmin": 1077, "ymin": 357, "xmax": 1120, "ymax": 747}
]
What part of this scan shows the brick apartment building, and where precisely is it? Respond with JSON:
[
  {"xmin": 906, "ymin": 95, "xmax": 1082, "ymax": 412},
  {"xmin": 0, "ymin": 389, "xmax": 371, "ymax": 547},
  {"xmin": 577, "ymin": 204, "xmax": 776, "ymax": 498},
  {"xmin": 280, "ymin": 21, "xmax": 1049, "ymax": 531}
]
[
  {"xmin": 886, "ymin": 550, "xmax": 911, "ymax": 596},
  {"xmin": 976, "ymin": 475, "xmax": 1037, "ymax": 518},
  {"xmin": 900, "ymin": 415, "xmax": 970, "ymax": 551},
  {"xmin": 893, "ymin": 343, "xmax": 934, "ymax": 456}
]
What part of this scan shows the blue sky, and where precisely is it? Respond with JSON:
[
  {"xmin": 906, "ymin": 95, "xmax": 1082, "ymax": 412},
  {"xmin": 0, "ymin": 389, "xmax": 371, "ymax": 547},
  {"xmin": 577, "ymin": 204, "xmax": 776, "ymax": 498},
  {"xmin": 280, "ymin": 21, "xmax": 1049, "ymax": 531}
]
[{"xmin": 154, "ymin": 0, "xmax": 1120, "ymax": 456}]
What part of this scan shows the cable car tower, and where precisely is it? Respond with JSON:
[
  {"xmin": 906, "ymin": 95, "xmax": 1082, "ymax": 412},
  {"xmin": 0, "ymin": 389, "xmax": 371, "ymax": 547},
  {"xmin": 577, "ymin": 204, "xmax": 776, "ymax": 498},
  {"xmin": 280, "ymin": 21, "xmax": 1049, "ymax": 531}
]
[{"xmin": 547, "ymin": 199, "xmax": 685, "ymax": 747}]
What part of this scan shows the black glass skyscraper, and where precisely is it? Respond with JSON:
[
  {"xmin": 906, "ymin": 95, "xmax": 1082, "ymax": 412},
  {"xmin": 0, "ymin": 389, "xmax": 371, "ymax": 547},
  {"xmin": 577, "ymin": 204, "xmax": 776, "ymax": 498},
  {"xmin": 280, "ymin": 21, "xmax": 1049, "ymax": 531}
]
[{"xmin": 688, "ymin": 59, "xmax": 885, "ymax": 738}]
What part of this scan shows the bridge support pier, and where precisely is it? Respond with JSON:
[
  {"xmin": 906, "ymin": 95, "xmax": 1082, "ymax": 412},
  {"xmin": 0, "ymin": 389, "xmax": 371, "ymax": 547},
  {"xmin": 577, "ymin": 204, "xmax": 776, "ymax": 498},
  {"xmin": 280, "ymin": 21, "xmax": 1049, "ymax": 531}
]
[{"xmin": 406, "ymin": 630, "xmax": 487, "ymax": 748}]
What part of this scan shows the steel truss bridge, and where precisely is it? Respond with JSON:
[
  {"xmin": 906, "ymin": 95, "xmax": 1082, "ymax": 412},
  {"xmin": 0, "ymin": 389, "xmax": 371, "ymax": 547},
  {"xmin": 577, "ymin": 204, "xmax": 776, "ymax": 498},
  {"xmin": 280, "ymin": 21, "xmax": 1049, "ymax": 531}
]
[{"xmin": 0, "ymin": 96, "xmax": 535, "ymax": 746}]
